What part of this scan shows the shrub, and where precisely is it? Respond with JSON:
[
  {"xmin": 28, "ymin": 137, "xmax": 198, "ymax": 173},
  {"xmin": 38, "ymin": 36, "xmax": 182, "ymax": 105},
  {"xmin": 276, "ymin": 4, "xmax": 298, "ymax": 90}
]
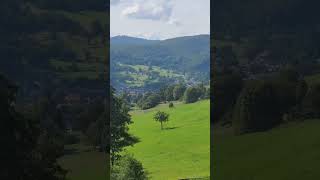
[
  {"xmin": 232, "ymin": 80, "xmax": 278, "ymax": 134},
  {"xmin": 138, "ymin": 93, "xmax": 161, "ymax": 110},
  {"xmin": 169, "ymin": 102, "xmax": 174, "ymax": 108},
  {"xmin": 111, "ymin": 154, "xmax": 148, "ymax": 180},
  {"xmin": 184, "ymin": 87, "xmax": 201, "ymax": 103},
  {"xmin": 173, "ymin": 84, "xmax": 186, "ymax": 100}
]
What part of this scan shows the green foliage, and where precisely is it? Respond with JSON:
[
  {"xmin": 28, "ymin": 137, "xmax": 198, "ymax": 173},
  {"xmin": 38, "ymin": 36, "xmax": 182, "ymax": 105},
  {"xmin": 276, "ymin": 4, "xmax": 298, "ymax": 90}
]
[
  {"xmin": 153, "ymin": 111, "xmax": 170, "ymax": 130},
  {"xmin": 232, "ymin": 69, "xmax": 306, "ymax": 134},
  {"xmin": 111, "ymin": 154, "xmax": 148, "ymax": 180},
  {"xmin": 137, "ymin": 93, "xmax": 161, "ymax": 110},
  {"xmin": 165, "ymin": 85, "xmax": 175, "ymax": 102},
  {"xmin": 85, "ymin": 113, "xmax": 105, "ymax": 149},
  {"xmin": 169, "ymin": 102, "xmax": 174, "ymax": 108},
  {"xmin": 213, "ymin": 73, "xmax": 243, "ymax": 123},
  {"xmin": 232, "ymin": 80, "xmax": 277, "ymax": 134},
  {"xmin": 110, "ymin": 89, "xmax": 139, "ymax": 163},
  {"xmin": 110, "ymin": 35, "xmax": 209, "ymax": 91},
  {"xmin": 0, "ymin": 74, "xmax": 67, "ymax": 180},
  {"xmin": 173, "ymin": 84, "xmax": 186, "ymax": 100},
  {"xmin": 75, "ymin": 100, "xmax": 104, "ymax": 132},
  {"xmin": 111, "ymin": 35, "xmax": 209, "ymax": 73},
  {"xmin": 184, "ymin": 87, "xmax": 201, "ymax": 104}
]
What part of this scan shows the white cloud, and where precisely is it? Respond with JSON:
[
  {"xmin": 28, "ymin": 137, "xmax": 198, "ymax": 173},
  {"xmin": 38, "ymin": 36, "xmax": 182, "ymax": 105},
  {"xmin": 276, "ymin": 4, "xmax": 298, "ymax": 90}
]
[
  {"xmin": 111, "ymin": 0, "xmax": 210, "ymax": 39},
  {"xmin": 167, "ymin": 17, "xmax": 181, "ymax": 26},
  {"xmin": 121, "ymin": 0, "xmax": 173, "ymax": 21}
]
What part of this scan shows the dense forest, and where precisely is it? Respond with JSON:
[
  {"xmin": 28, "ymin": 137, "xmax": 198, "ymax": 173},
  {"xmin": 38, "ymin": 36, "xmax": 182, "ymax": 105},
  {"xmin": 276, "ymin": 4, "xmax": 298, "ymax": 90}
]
[
  {"xmin": 212, "ymin": 0, "xmax": 320, "ymax": 134},
  {"xmin": 0, "ymin": 0, "xmax": 111, "ymax": 179}
]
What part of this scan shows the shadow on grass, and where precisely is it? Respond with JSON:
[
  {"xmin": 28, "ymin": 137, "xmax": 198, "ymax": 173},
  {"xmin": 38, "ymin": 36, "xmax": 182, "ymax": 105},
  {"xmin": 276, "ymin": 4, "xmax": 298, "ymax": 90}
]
[{"xmin": 163, "ymin": 126, "xmax": 180, "ymax": 130}]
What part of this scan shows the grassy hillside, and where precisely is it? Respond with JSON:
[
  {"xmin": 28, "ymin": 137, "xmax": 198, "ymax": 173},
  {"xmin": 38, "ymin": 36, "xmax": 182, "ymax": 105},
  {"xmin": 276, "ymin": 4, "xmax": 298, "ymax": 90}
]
[
  {"xmin": 58, "ymin": 132, "xmax": 108, "ymax": 180},
  {"xmin": 213, "ymin": 120, "xmax": 320, "ymax": 180},
  {"xmin": 125, "ymin": 100, "xmax": 210, "ymax": 180}
]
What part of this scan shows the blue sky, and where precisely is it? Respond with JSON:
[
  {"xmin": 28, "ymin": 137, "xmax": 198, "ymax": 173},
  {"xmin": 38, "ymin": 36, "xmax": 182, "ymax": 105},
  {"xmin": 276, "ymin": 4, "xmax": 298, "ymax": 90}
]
[{"xmin": 110, "ymin": 0, "xmax": 210, "ymax": 40}]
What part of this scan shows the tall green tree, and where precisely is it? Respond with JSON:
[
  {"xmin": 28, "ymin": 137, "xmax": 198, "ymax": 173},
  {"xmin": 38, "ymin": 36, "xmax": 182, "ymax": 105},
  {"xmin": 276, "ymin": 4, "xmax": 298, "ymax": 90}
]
[{"xmin": 110, "ymin": 89, "xmax": 138, "ymax": 164}]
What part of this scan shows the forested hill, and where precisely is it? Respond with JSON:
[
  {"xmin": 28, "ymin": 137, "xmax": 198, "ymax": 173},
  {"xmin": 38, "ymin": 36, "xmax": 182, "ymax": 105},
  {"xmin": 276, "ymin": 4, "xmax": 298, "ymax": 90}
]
[
  {"xmin": 212, "ymin": 0, "xmax": 320, "ymax": 79},
  {"xmin": 0, "ymin": 0, "xmax": 108, "ymax": 101},
  {"xmin": 212, "ymin": 0, "xmax": 320, "ymax": 38},
  {"xmin": 111, "ymin": 36, "xmax": 160, "ymax": 46},
  {"xmin": 110, "ymin": 35, "xmax": 210, "ymax": 92}
]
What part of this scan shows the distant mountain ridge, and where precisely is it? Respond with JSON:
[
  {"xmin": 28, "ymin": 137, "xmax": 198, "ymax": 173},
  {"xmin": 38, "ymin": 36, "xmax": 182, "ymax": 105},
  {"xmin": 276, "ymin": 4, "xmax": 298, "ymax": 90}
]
[
  {"xmin": 111, "ymin": 35, "xmax": 160, "ymax": 46},
  {"xmin": 111, "ymin": 34, "xmax": 210, "ymax": 72},
  {"xmin": 110, "ymin": 34, "xmax": 210, "ymax": 91}
]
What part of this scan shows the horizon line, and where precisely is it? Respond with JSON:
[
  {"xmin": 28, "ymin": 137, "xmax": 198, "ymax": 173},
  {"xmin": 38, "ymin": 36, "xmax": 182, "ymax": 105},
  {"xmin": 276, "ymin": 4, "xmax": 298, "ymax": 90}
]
[{"xmin": 110, "ymin": 33, "xmax": 210, "ymax": 41}]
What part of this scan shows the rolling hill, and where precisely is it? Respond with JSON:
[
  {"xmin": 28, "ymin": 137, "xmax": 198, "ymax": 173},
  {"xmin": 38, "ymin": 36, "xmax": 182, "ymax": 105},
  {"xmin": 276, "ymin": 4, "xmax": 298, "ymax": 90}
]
[
  {"xmin": 125, "ymin": 100, "xmax": 210, "ymax": 180},
  {"xmin": 110, "ymin": 35, "xmax": 210, "ymax": 91}
]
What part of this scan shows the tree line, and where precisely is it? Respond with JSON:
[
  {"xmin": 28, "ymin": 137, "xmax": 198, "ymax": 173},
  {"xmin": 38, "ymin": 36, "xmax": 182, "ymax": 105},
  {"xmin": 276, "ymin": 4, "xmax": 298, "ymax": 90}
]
[
  {"xmin": 123, "ymin": 83, "xmax": 210, "ymax": 110},
  {"xmin": 214, "ymin": 66, "xmax": 320, "ymax": 135}
]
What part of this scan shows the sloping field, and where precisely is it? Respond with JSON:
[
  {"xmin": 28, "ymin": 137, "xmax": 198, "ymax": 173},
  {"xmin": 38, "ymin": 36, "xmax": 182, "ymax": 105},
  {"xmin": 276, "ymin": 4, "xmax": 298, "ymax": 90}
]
[
  {"xmin": 213, "ymin": 119, "xmax": 320, "ymax": 180},
  {"xmin": 126, "ymin": 100, "xmax": 210, "ymax": 180}
]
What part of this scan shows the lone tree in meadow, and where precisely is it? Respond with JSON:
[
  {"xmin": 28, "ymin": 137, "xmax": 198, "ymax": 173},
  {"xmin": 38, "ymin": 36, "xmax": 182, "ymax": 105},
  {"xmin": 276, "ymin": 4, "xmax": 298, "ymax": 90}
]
[{"xmin": 153, "ymin": 111, "xmax": 169, "ymax": 130}]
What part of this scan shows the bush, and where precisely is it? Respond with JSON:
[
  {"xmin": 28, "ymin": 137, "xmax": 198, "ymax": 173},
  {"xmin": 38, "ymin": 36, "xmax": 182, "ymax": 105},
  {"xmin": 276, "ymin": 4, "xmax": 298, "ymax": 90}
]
[
  {"xmin": 232, "ymin": 75, "xmax": 302, "ymax": 134},
  {"xmin": 232, "ymin": 80, "xmax": 276, "ymax": 134},
  {"xmin": 173, "ymin": 84, "xmax": 186, "ymax": 100},
  {"xmin": 184, "ymin": 87, "xmax": 201, "ymax": 103},
  {"xmin": 111, "ymin": 154, "xmax": 148, "ymax": 180},
  {"xmin": 169, "ymin": 102, "xmax": 174, "ymax": 108},
  {"xmin": 138, "ymin": 93, "xmax": 161, "ymax": 110}
]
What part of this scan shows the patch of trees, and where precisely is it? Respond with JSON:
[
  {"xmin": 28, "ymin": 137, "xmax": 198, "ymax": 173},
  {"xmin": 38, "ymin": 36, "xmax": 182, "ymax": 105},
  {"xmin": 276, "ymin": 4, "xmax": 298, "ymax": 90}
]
[
  {"xmin": 136, "ymin": 83, "xmax": 209, "ymax": 110},
  {"xmin": 110, "ymin": 89, "xmax": 139, "ymax": 163},
  {"xmin": 215, "ymin": 67, "xmax": 320, "ymax": 135},
  {"xmin": 213, "ymin": 73, "xmax": 243, "ymax": 124},
  {"xmin": 111, "ymin": 154, "xmax": 148, "ymax": 180},
  {"xmin": 109, "ymin": 89, "xmax": 148, "ymax": 179},
  {"xmin": 184, "ymin": 84, "xmax": 208, "ymax": 103},
  {"xmin": 137, "ymin": 92, "xmax": 161, "ymax": 110},
  {"xmin": 0, "ymin": 74, "xmax": 67, "ymax": 180}
]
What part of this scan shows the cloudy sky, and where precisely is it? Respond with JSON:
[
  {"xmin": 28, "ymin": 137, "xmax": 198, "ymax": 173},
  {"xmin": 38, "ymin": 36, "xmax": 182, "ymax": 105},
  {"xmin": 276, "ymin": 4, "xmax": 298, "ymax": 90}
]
[{"xmin": 110, "ymin": 0, "xmax": 210, "ymax": 40}]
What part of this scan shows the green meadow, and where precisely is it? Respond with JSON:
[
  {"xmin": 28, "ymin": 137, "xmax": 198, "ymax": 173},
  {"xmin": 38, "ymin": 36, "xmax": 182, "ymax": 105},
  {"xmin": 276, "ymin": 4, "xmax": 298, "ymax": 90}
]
[
  {"xmin": 58, "ymin": 133, "xmax": 108, "ymax": 180},
  {"xmin": 125, "ymin": 100, "xmax": 210, "ymax": 180},
  {"xmin": 213, "ymin": 119, "xmax": 320, "ymax": 180}
]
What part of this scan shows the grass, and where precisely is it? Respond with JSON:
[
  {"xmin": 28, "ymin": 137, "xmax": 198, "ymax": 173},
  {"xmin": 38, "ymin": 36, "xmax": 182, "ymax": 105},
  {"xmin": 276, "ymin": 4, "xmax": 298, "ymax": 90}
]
[
  {"xmin": 213, "ymin": 119, "xmax": 320, "ymax": 180},
  {"xmin": 126, "ymin": 100, "xmax": 210, "ymax": 180},
  {"xmin": 58, "ymin": 133, "xmax": 108, "ymax": 180},
  {"xmin": 305, "ymin": 73, "xmax": 320, "ymax": 86}
]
